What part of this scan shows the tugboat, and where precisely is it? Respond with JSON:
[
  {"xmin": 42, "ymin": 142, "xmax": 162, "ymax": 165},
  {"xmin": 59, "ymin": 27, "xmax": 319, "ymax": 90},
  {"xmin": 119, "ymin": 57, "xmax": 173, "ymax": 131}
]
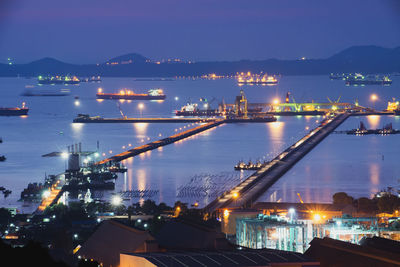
[
  {"xmin": 234, "ymin": 159, "xmax": 263, "ymax": 170},
  {"xmin": 346, "ymin": 121, "xmax": 368, "ymax": 135},
  {"xmin": 96, "ymin": 88, "xmax": 166, "ymax": 100},
  {"xmin": 0, "ymin": 102, "xmax": 29, "ymax": 116},
  {"xmin": 345, "ymin": 73, "xmax": 392, "ymax": 85}
]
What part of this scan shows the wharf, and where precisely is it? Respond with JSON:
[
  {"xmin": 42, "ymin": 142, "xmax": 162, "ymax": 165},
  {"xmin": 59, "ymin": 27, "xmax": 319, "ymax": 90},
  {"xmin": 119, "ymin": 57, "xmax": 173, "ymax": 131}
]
[
  {"xmin": 204, "ymin": 113, "xmax": 350, "ymax": 213},
  {"xmin": 95, "ymin": 119, "xmax": 225, "ymax": 165},
  {"xmin": 35, "ymin": 174, "xmax": 65, "ymax": 214},
  {"xmin": 73, "ymin": 116, "xmax": 217, "ymax": 123}
]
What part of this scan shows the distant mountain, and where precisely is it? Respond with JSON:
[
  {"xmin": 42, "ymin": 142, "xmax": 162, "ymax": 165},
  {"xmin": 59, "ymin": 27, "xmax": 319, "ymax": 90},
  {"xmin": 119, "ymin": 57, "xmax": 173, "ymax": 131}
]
[
  {"xmin": 0, "ymin": 46, "xmax": 399, "ymax": 77},
  {"xmin": 104, "ymin": 53, "xmax": 149, "ymax": 65}
]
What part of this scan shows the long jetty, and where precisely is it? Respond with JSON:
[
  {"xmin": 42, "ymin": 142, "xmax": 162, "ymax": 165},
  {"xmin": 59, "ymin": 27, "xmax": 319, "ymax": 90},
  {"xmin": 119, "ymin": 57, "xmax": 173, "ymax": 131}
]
[
  {"xmin": 96, "ymin": 119, "xmax": 225, "ymax": 165},
  {"xmin": 204, "ymin": 113, "xmax": 350, "ymax": 213},
  {"xmin": 73, "ymin": 117, "xmax": 218, "ymax": 123}
]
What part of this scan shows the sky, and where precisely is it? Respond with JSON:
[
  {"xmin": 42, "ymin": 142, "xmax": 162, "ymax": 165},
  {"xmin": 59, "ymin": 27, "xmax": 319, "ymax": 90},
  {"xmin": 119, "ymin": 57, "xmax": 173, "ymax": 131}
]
[{"xmin": 0, "ymin": 0, "xmax": 399, "ymax": 64}]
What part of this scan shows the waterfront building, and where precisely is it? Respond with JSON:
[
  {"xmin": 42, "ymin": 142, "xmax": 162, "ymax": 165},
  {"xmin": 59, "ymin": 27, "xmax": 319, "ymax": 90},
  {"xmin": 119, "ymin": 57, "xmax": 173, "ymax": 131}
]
[{"xmin": 236, "ymin": 214, "xmax": 400, "ymax": 253}]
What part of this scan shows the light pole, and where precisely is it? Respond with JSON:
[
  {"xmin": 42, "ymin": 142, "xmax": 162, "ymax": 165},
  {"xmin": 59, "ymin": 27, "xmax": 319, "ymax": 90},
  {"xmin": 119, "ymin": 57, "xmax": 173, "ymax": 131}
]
[
  {"xmin": 370, "ymin": 94, "xmax": 378, "ymax": 111},
  {"xmin": 138, "ymin": 103, "xmax": 144, "ymax": 118}
]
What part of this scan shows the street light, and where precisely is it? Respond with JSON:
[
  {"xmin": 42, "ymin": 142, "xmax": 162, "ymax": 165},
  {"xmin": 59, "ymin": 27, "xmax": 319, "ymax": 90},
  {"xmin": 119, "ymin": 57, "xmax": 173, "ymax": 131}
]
[
  {"xmin": 111, "ymin": 195, "xmax": 122, "ymax": 206},
  {"xmin": 138, "ymin": 103, "xmax": 144, "ymax": 117},
  {"xmin": 370, "ymin": 94, "xmax": 378, "ymax": 110}
]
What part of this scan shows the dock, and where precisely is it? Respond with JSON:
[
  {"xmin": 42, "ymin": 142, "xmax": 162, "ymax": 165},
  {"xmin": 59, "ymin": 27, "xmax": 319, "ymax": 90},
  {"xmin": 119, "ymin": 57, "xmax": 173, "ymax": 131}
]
[
  {"xmin": 204, "ymin": 113, "xmax": 350, "ymax": 214},
  {"xmin": 73, "ymin": 116, "xmax": 218, "ymax": 123},
  {"xmin": 95, "ymin": 119, "xmax": 225, "ymax": 165},
  {"xmin": 35, "ymin": 174, "xmax": 65, "ymax": 214}
]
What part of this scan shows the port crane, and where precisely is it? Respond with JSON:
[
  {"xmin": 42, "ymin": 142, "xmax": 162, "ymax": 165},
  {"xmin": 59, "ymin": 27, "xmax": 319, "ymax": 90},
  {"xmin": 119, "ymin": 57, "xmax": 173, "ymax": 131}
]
[
  {"xmin": 235, "ymin": 90, "xmax": 248, "ymax": 118},
  {"xmin": 117, "ymin": 103, "xmax": 127, "ymax": 119},
  {"xmin": 297, "ymin": 193, "xmax": 304, "ymax": 204}
]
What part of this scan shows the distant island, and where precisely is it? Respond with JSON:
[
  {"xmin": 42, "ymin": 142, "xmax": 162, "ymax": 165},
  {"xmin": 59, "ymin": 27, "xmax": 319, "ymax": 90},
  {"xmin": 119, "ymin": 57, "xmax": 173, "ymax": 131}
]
[{"xmin": 1, "ymin": 45, "xmax": 399, "ymax": 77}]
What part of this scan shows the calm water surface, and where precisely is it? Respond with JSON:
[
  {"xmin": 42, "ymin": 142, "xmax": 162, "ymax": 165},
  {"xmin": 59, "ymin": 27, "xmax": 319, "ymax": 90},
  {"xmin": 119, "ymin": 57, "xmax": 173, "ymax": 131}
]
[{"xmin": 0, "ymin": 76, "xmax": 399, "ymax": 211}]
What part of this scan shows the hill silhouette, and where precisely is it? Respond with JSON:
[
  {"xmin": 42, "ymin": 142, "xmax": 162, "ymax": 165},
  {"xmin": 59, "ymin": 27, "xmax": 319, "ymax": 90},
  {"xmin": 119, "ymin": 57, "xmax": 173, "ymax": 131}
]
[{"xmin": 0, "ymin": 45, "xmax": 399, "ymax": 77}]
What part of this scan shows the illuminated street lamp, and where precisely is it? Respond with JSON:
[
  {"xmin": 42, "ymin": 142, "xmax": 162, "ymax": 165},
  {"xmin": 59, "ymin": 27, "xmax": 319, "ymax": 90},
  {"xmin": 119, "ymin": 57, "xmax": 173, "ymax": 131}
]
[
  {"xmin": 370, "ymin": 94, "xmax": 378, "ymax": 110},
  {"xmin": 111, "ymin": 195, "xmax": 122, "ymax": 206},
  {"xmin": 138, "ymin": 103, "xmax": 144, "ymax": 117}
]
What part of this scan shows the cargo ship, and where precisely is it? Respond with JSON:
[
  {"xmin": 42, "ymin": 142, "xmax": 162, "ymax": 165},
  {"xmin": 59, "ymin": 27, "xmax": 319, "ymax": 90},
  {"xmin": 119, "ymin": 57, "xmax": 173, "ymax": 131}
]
[
  {"xmin": 175, "ymin": 103, "xmax": 219, "ymax": 116},
  {"xmin": 0, "ymin": 103, "xmax": 29, "ymax": 116},
  {"xmin": 345, "ymin": 73, "xmax": 392, "ymax": 85},
  {"xmin": 38, "ymin": 75, "xmax": 80, "ymax": 85},
  {"xmin": 21, "ymin": 89, "xmax": 70, "ymax": 97},
  {"xmin": 237, "ymin": 72, "xmax": 278, "ymax": 85},
  {"xmin": 96, "ymin": 88, "xmax": 166, "ymax": 100}
]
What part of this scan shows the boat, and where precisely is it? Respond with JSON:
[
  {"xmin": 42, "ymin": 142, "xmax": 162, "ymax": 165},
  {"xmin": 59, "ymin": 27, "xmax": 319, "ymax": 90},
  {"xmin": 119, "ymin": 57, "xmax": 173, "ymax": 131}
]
[
  {"xmin": 175, "ymin": 102, "xmax": 219, "ymax": 116},
  {"xmin": 237, "ymin": 72, "xmax": 278, "ymax": 85},
  {"xmin": 0, "ymin": 103, "xmax": 29, "ymax": 116},
  {"xmin": 345, "ymin": 122, "xmax": 400, "ymax": 135},
  {"xmin": 345, "ymin": 73, "xmax": 392, "ymax": 85},
  {"xmin": 96, "ymin": 88, "xmax": 166, "ymax": 100},
  {"xmin": 234, "ymin": 159, "xmax": 264, "ymax": 170},
  {"xmin": 0, "ymin": 155, "xmax": 6, "ymax": 162},
  {"xmin": 38, "ymin": 75, "xmax": 80, "ymax": 85},
  {"xmin": 21, "ymin": 89, "xmax": 70, "ymax": 97}
]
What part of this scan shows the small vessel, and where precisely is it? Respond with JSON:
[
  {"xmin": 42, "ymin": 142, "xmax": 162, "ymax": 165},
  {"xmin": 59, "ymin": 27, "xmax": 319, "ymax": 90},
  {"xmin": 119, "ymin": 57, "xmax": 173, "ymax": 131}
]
[
  {"xmin": 345, "ymin": 73, "xmax": 392, "ymax": 85},
  {"xmin": 237, "ymin": 72, "xmax": 278, "ymax": 85},
  {"xmin": 21, "ymin": 89, "xmax": 70, "ymax": 97},
  {"xmin": 0, "ymin": 102, "xmax": 29, "ymax": 116},
  {"xmin": 234, "ymin": 159, "xmax": 263, "ymax": 170},
  {"xmin": 0, "ymin": 155, "xmax": 6, "ymax": 162},
  {"xmin": 38, "ymin": 75, "xmax": 80, "ymax": 85},
  {"xmin": 96, "ymin": 88, "xmax": 166, "ymax": 100}
]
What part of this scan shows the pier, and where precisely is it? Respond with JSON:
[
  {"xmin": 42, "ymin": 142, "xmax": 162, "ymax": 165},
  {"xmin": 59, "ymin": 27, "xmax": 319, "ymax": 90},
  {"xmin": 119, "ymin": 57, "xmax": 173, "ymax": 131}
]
[
  {"xmin": 204, "ymin": 113, "xmax": 350, "ymax": 214},
  {"xmin": 35, "ymin": 174, "xmax": 65, "ymax": 213},
  {"xmin": 96, "ymin": 119, "xmax": 225, "ymax": 165},
  {"xmin": 73, "ymin": 115, "xmax": 218, "ymax": 123}
]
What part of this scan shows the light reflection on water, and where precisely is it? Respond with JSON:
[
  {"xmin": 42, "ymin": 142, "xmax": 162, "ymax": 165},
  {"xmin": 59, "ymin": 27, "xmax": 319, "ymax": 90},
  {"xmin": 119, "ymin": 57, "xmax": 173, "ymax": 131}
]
[
  {"xmin": 259, "ymin": 116, "xmax": 400, "ymax": 203},
  {"xmin": 1, "ymin": 77, "xmax": 400, "ymax": 211}
]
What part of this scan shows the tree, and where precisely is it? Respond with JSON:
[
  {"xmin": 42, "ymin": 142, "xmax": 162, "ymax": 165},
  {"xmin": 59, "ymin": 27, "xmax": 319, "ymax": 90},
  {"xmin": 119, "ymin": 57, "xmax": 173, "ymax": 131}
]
[
  {"xmin": 332, "ymin": 192, "xmax": 354, "ymax": 205},
  {"xmin": 357, "ymin": 197, "xmax": 377, "ymax": 213},
  {"xmin": 0, "ymin": 208, "xmax": 11, "ymax": 231},
  {"xmin": 377, "ymin": 194, "xmax": 400, "ymax": 213}
]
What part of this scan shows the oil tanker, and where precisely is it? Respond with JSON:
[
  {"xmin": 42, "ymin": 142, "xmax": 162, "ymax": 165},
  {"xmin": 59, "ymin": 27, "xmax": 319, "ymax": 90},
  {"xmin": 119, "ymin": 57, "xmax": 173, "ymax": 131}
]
[
  {"xmin": 96, "ymin": 88, "xmax": 166, "ymax": 100},
  {"xmin": 0, "ymin": 103, "xmax": 29, "ymax": 116}
]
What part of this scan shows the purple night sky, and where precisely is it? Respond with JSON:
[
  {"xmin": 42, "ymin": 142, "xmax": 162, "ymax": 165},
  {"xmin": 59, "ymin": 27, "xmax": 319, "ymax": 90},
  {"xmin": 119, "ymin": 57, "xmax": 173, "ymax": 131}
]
[{"xmin": 0, "ymin": 0, "xmax": 399, "ymax": 63}]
